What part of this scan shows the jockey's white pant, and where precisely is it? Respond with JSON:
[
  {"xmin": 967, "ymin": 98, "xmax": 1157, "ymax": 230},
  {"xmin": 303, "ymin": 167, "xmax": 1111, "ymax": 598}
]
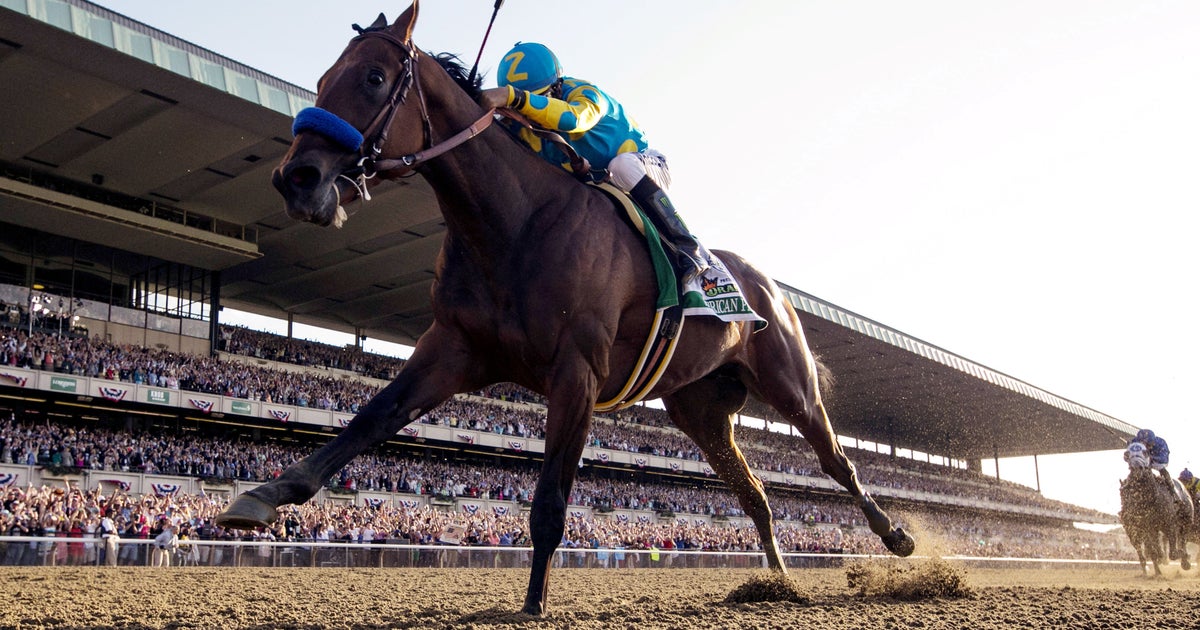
[
  {"xmin": 608, "ymin": 149, "xmax": 671, "ymax": 192},
  {"xmin": 151, "ymin": 546, "xmax": 172, "ymax": 567}
]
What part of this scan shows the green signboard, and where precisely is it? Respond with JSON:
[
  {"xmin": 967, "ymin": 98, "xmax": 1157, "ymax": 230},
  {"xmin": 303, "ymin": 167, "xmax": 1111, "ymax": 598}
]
[
  {"xmin": 146, "ymin": 389, "xmax": 170, "ymax": 404},
  {"xmin": 49, "ymin": 377, "xmax": 78, "ymax": 393},
  {"xmin": 230, "ymin": 401, "xmax": 253, "ymax": 415}
]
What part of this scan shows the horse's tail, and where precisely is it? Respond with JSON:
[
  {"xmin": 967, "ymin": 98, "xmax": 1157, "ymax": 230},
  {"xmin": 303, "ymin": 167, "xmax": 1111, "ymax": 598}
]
[{"xmin": 814, "ymin": 354, "xmax": 835, "ymax": 398}]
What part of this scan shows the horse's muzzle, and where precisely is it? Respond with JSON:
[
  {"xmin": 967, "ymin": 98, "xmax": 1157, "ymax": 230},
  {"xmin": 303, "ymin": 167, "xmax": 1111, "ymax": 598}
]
[{"xmin": 272, "ymin": 160, "xmax": 340, "ymax": 227}]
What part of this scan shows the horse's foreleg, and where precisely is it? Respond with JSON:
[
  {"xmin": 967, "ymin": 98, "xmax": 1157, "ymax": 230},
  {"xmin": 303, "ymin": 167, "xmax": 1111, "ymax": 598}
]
[
  {"xmin": 522, "ymin": 374, "xmax": 596, "ymax": 616},
  {"xmin": 1146, "ymin": 533, "xmax": 1168, "ymax": 577},
  {"xmin": 1128, "ymin": 533, "xmax": 1150, "ymax": 577},
  {"xmin": 216, "ymin": 326, "xmax": 478, "ymax": 529},
  {"xmin": 1135, "ymin": 546, "xmax": 1150, "ymax": 577}
]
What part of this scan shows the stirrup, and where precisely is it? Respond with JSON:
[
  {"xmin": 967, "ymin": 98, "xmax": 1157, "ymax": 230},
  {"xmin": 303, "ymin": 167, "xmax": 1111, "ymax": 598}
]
[
  {"xmin": 682, "ymin": 256, "xmax": 710, "ymax": 276},
  {"xmin": 680, "ymin": 266, "xmax": 707, "ymax": 286},
  {"xmin": 678, "ymin": 245, "xmax": 711, "ymax": 276}
]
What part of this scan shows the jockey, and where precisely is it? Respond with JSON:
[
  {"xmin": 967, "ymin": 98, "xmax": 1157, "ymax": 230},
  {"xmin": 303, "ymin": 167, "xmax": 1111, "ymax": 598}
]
[
  {"xmin": 1130, "ymin": 429, "xmax": 1171, "ymax": 481},
  {"xmin": 479, "ymin": 42, "xmax": 710, "ymax": 278},
  {"xmin": 1180, "ymin": 468, "xmax": 1200, "ymax": 503},
  {"xmin": 1129, "ymin": 429, "xmax": 1182, "ymax": 504}
]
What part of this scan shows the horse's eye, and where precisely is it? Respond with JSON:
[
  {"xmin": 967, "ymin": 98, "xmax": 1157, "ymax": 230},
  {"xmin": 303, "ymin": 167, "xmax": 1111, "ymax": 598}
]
[{"xmin": 366, "ymin": 71, "xmax": 385, "ymax": 87}]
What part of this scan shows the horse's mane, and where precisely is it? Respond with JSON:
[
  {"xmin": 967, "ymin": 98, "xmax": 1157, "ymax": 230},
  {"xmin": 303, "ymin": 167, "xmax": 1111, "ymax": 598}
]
[{"xmin": 428, "ymin": 52, "xmax": 482, "ymax": 100}]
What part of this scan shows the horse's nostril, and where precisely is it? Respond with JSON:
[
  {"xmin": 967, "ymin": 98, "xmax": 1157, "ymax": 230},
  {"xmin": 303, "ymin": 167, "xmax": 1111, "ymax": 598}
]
[{"xmin": 286, "ymin": 165, "xmax": 322, "ymax": 191}]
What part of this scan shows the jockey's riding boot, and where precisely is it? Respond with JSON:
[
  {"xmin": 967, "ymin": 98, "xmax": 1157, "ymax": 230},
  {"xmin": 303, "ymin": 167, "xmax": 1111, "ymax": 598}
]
[
  {"xmin": 1159, "ymin": 469, "xmax": 1176, "ymax": 494},
  {"xmin": 629, "ymin": 176, "xmax": 710, "ymax": 277},
  {"xmin": 1158, "ymin": 469, "xmax": 1186, "ymax": 508}
]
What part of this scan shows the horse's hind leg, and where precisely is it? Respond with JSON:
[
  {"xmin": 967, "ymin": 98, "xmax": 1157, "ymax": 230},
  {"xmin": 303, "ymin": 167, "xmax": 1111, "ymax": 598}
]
[
  {"xmin": 1176, "ymin": 501, "xmax": 1194, "ymax": 570},
  {"xmin": 663, "ymin": 371, "xmax": 787, "ymax": 571},
  {"xmin": 804, "ymin": 400, "xmax": 913, "ymax": 556},
  {"xmin": 748, "ymin": 325, "xmax": 914, "ymax": 557}
]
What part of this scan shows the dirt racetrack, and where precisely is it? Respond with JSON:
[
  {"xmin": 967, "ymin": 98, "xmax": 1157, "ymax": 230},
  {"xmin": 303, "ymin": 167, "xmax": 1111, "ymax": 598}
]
[{"xmin": 2, "ymin": 560, "xmax": 1197, "ymax": 630}]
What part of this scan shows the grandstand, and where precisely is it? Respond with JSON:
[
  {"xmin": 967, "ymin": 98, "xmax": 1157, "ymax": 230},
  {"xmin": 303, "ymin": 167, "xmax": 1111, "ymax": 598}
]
[{"xmin": 0, "ymin": 0, "xmax": 1138, "ymax": 563}]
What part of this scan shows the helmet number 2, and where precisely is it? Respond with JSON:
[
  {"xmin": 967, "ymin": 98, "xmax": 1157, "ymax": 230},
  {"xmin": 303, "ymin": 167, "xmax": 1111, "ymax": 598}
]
[{"xmin": 504, "ymin": 51, "xmax": 528, "ymax": 84}]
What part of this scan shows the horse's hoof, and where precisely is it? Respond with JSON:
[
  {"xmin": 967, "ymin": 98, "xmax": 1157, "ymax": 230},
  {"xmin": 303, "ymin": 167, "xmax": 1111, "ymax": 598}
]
[
  {"xmin": 520, "ymin": 602, "xmax": 544, "ymax": 617},
  {"xmin": 883, "ymin": 527, "xmax": 915, "ymax": 557},
  {"xmin": 214, "ymin": 493, "xmax": 278, "ymax": 530}
]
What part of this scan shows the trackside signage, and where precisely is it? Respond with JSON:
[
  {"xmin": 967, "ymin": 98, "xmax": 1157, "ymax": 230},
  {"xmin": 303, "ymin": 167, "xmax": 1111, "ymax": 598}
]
[
  {"xmin": 230, "ymin": 401, "xmax": 253, "ymax": 415},
  {"xmin": 146, "ymin": 389, "xmax": 170, "ymax": 405},
  {"xmin": 49, "ymin": 377, "xmax": 78, "ymax": 393}
]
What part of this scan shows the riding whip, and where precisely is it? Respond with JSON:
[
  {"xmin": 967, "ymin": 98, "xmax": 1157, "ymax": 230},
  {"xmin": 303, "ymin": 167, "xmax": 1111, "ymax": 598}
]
[{"xmin": 467, "ymin": 0, "xmax": 505, "ymax": 86}]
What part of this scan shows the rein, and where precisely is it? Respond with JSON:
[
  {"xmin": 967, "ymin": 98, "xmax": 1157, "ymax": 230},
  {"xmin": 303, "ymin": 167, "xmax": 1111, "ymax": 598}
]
[
  {"xmin": 368, "ymin": 107, "xmax": 498, "ymax": 174},
  {"xmin": 371, "ymin": 108, "xmax": 590, "ymax": 176}
]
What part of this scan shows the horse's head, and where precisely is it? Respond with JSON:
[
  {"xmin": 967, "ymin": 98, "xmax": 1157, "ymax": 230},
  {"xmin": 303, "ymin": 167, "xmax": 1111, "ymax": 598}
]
[{"xmin": 272, "ymin": 2, "xmax": 431, "ymax": 227}]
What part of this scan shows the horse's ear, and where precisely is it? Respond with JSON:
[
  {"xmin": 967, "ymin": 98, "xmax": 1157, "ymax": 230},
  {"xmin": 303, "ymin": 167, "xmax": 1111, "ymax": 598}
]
[
  {"xmin": 393, "ymin": 0, "xmax": 419, "ymax": 44},
  {"xmin": 352, "ymin": 13, "xmax": 388, "ymax": 35}
]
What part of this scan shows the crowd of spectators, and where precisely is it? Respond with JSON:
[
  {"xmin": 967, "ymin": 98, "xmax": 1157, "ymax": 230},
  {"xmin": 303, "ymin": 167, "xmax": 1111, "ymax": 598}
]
[
  {"xmin": 0, "ymin": 414, "xmax": 851, "ymax": 526},
  {"xmin": 0, "ymin": 408, "xmax": 1134, "ymax": 565},
  {"xmin": 0, "ymin": 406, "xmax": 1097, "ymax": 528},
  {"xmin": 1, "ymin": 323, "xmax": 1111, "ymax": 520},
  {"xmin": 2, "ymin": 326, "xmax": 379, "ymax": 413},
  {"xmin": 0, "ymin": 323, "xmax": 1122, "ymax": 556},
  {"xmin": 219, "ymin": 326, "xmax": 406, "ymax": 381},
  {"xmin": 0, "ymin": 483, "xmax": 1132, "ymax": 567}
]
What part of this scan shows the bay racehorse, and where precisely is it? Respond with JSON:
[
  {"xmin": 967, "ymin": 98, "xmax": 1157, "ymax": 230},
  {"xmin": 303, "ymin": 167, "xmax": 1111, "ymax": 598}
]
[
  {"xmin": 1120, "ymin": 462, "xmax": 1193, "ymax": 576},
  {"xmin": 216, "ymin": 1, "xmax": 914, "ymax": 614}
]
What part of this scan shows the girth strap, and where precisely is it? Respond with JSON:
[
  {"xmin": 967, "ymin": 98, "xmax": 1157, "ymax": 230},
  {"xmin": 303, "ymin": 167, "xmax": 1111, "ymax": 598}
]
[{"xmin": 594, "ymin": 304, "xmax": 684, "ymax": 413}]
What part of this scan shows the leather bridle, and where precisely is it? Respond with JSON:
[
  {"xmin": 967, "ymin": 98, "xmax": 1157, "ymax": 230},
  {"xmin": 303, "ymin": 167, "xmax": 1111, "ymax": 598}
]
[{"xmin": 347, "ymin": 30, "xmax": 495, "ymax": 177}]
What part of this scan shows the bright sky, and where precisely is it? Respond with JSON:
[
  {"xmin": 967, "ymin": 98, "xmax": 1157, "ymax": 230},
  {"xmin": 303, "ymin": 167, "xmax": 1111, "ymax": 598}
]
[{"xmin": 96, "ymin": 0, "xmax": 1200, "ymax": 516}]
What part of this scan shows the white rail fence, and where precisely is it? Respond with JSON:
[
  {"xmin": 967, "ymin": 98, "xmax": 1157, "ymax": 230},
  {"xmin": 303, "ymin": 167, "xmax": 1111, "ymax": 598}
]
[{"xmin": 0, "ymin": 536, "xmax": 1136, "ymax": 570}]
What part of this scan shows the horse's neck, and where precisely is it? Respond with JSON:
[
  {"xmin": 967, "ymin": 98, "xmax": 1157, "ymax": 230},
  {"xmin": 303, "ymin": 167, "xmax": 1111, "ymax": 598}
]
[
  {"xmin": 421, "ymin": 132, "xmax": 540, "ymax": 239},
  {"xmin": 414, "ymin": 84, "xmax": 585, "ymax": 263},
  {"xmin": 1127, "ymin": 472, "xmax": 1167, "ymax": 500}
]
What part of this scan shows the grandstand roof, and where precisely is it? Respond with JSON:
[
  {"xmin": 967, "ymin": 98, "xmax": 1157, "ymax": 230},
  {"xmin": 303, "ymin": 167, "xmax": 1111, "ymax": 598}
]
[{"xmin": 0, "ymin": 2, "xmax": 1137, "ymax": 461}]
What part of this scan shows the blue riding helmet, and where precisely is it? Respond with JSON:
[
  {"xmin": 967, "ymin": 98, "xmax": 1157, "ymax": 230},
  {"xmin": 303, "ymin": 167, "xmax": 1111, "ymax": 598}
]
[
  {"xmin": 1181, "ymin": 468, "xmax": 1194, "ymax": 482},
  {"xmin": 498, "ymin": 42, "xmax": 562, "ymax": 94},
  {"xmin": 1134, "ymin": 428, "xmax": 1156, "ymax": 443}
]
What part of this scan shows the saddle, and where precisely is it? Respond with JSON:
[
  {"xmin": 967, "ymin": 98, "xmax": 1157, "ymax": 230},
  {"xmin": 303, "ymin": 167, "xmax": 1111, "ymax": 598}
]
[{"xmin": 1169, "ymin": 477, "xmax": 1191, "ymax": 508}]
